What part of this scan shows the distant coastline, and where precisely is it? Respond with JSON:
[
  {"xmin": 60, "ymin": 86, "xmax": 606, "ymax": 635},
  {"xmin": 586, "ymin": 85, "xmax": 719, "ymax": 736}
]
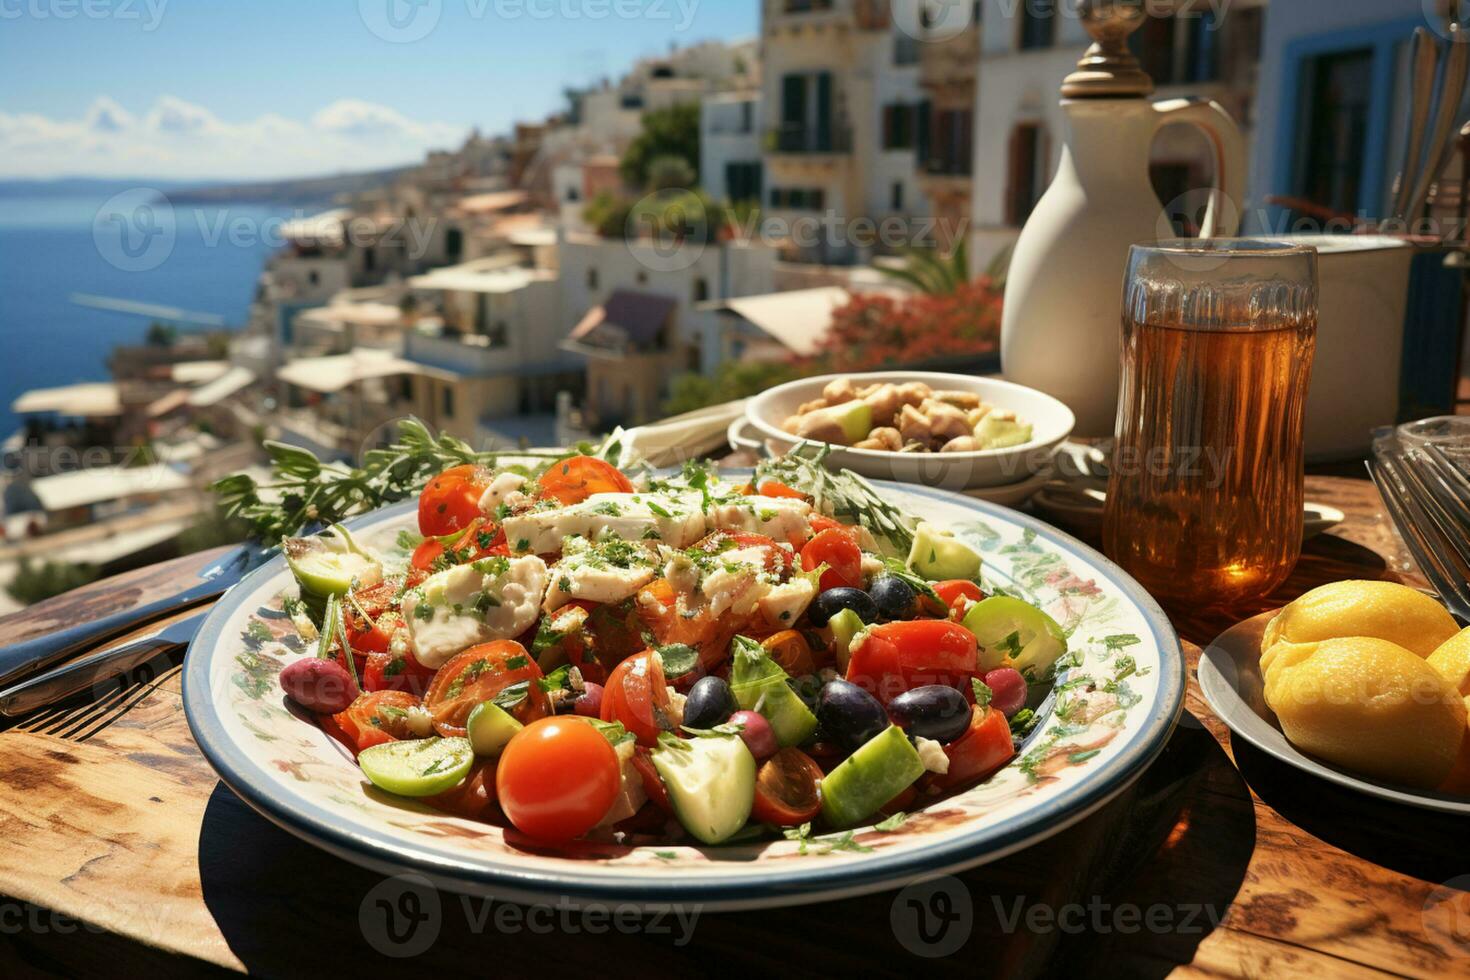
[{"xmin": 0, "ymin": 163, "xmax": 410, "ymax": 209}]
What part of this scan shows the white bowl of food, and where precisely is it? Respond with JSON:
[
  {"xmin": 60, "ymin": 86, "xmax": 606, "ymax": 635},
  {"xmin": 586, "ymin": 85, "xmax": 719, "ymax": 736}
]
[{"xmin": 746, "ymin": 371, "xmax": 1075, "ymax": 490}]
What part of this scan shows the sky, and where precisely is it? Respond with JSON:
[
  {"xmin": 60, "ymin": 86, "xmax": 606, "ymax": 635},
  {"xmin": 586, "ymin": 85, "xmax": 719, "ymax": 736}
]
[{"xmin": 0, "ymin": 0, "xmax": 757, "ymax": 181}]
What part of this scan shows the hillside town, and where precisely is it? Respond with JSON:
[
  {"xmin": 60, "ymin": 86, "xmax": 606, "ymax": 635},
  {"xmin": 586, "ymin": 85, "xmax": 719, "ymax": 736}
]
[{"xmin": 0, "ymin": 0, "xmax": 1431, "ymax": 607}]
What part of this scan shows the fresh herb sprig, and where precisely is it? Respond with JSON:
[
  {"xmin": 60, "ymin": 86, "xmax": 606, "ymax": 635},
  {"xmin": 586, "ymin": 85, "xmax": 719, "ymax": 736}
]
[
  {"xmin": 754, "ymin": 443, "xmax": 918, "ymax": 556},
  {"xmin": 212, "ymin": 417, "xmax": 591, "ymax": 545}
]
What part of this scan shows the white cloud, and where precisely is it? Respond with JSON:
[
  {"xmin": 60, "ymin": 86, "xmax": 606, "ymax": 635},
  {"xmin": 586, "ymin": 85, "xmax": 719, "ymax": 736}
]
[{"xmin": 0, "ymin": 95, "xmax": 470, "ymax": 180}]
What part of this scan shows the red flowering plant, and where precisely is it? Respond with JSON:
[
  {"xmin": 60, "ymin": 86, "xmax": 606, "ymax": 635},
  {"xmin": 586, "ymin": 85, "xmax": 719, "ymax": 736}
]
[{"xmin": 806, "ymin": 277, "xmax": 1003, "ymax": 373}]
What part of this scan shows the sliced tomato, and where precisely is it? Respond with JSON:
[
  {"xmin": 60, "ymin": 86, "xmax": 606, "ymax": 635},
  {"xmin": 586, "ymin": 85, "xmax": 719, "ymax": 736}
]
[
  {"xmin": 411, "ymin": 519, "xmax": 508, "ymax": 573},
  {"xmin": 600, "ymin": 650, "xmax": 674, "ymax": 746},
  {"xmin": 690, "ymin": 529, "xmax": 792, "ymax": 577},
  {"xmin": 801, "ymin": 527, "xmax": 864, "ymax": 591},
  {"xmin": 423, "ymin": 642, "xmax": 548, "ymax": 737},
  {"xmin": 756, "ymin": 479, "xmax": 808, "ymax": 501},
  {"xmin": 585, "ymin": 597, "xmax": 651, "ymax": 674},
  {"xmin": 635, "ymin": 579, "xmax": 738, "ymax": 671},
  {"xmin": 533, "ymin": 600, "xmax": 605, "ymax": 683},
  {"xmin": 333, "ymin": 690, "xmax": 421, "ymax": 752},
  {"xmin": 926, "ymin": 705, "xmax": 1015, "ymax": 791},
  {"xmin": 418, "ymin": 464, "xmax": 492, "ymax": 537},
  {"xmin": 751, "ymin": 747, "xmax": 823, "ymax": 826},
  {"xmin": 536, "ymin": 455, "xmax": 633, "ymax": 506},
  {"xmin": 845, "ymin": 619, "xmax": 980, "ymax": 704},
  {"xmin": 933, "ymin": 579, "xmax": 986, "ymax": 619},
  {"xmin": 362, "ymin": 645, "xmax": 436, "ymax": 695},
  {"xmin": 426, "ymin": 760, "xmax": 501, "ymax": 823},
  {"xmin": 761, "ymin": 630, "xmax": 816, "ymax": 677},
  {"xmin": 344, "ymin": 604, "xmax": 402, "ymax": 655},
  {"xmin": 631, "ymin": 747, "xmax": 672, "ymax": 814}
]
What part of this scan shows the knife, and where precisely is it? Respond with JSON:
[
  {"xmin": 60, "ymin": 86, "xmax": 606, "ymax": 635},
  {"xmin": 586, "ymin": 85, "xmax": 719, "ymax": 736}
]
[
  {"xmin": 0, "ymin": 541, "xmax": 269, "ymax": 689},
  {"xmin": 0, "ymin": 610, "xmax": 210, "ymax": 718}
]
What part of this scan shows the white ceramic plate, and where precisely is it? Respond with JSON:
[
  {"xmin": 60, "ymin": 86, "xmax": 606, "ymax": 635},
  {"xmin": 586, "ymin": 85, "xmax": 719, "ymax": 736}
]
[
  {"xmin": 185, "ymin": 480, "xmax": 1183, "ymax": 910},
  {"xmin": 1198, "ymin": 610, "xmax": 1470, "ymax": 814},
  {"xmin": 746, "ymin": 372, "xmax": 1075, "ymax": 490}
]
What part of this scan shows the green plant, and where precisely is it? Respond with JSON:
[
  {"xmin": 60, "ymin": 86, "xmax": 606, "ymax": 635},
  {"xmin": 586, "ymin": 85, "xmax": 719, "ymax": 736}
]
[
  {"xmin": 647, "ymin": 155, "xmax": 697, "ymax": 192},
  {"xmin": 876, "ymin": 240, "xmax": 970, "ymax": 295},
  {"xmin": 145, "ymin": 321, "xmax": 178, "ymax": 346},
  {"xmin": 663, "ymin": 359, "xmax": 810, "ymax": 416},
  {"xmin": 620, "ymin": 102, "xmax": 701, "ymax": 189},
  {"xmin": 6, "ymin": 557, "xmax": 99, "ymax": 605}
]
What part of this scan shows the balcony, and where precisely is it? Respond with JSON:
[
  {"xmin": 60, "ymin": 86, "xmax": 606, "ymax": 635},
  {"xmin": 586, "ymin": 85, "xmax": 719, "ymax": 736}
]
[
  {"xmin": 923, "ymin": 155, "xmax": 973, "ymax": 178},
  {"xmin": 765, "ymin": 122, "xmax": 852, "ymax": 156}
]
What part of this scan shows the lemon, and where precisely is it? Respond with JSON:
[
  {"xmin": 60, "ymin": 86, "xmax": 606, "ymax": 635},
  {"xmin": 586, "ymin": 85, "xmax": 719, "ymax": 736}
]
[
  {"xmin": 1262, "ymin": 636, "xmax": 1465, "ymax": 789},
  {"xmin": 1261, "ymin": 580, "xmax": 1459, "ymax": 658},
  {"xmin": 1427, "ymin": 627, "xmax": 1470, "ymax": 696}
]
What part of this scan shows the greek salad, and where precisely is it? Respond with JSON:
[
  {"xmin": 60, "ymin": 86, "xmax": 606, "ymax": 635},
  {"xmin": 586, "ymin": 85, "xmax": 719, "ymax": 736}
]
[{"xmin": 274, "ymin": 453, "xmax": 1069, "ymax": 845}]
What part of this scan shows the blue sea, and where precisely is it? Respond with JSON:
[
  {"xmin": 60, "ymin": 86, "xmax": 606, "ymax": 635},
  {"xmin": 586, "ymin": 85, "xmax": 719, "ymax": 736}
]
[{"xmin": 0, "ymin": 188, "xmax": 300, "ymax": 437}]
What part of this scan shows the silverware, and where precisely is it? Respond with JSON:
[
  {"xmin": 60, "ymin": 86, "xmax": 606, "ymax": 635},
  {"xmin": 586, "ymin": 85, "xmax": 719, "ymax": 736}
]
[
  {"xmin": 1404, "ymin": 22, "xmax": 1470, "ymax": 224},
  {"xmin": 0, "ymin": 610, "xmax": 208, "ymax": 718},
  {"xmin": 1392, "ymin": 28, "xmax": 1440, "ymax": 222},
  {"xmin": 0, "ymin": 541, "xmax": 269, "ymax": 689},
  {"xmin": 1369, "ymin": 445, "xmax": 1470, "ymax": 621}
]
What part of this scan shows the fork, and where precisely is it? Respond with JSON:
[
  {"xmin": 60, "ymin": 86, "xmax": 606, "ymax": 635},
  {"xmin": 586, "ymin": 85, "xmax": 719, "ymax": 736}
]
[{"xmin": 1369, "ymin": 443, "xmax": 1470, "ymax": 621}]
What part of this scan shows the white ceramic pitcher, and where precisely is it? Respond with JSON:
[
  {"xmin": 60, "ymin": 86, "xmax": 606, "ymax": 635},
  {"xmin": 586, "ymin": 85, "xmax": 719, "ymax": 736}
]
[{"xmin": 999, "ymin": 4, "xmax": 1247, "ymax": 437}]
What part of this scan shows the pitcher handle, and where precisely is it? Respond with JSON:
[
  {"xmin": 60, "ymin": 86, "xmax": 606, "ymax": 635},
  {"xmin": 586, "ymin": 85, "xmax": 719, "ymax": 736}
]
[{"xmin": 1152, "ymin": 97, "xmax": 1247, "ymax": 238}]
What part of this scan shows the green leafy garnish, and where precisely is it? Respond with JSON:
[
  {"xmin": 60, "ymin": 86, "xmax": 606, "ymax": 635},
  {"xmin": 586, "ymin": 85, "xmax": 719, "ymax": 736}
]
[
  {"xmin": 755, "ymin": 444, "xmax": 917, "ymax": 556},
  {"xmin": 655, "ymin": 643, "xmax": 700, "ymax": 678},
  {"xmin": 970, "ymin": 677, "xmax": 993, "ymax": 709}
]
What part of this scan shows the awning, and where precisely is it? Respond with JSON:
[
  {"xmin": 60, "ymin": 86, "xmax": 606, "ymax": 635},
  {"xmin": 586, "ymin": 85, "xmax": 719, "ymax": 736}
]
[
  {"xmin": 29, "ymin": 464, "xmax": 189, "ymax": 512},
  {"xmin": 11, "ymin": 382, "xmax": 123, "ymax": 417},
  {"xmin": 453, "ymin": 190, "xmax": 527, "ymax": 215},
  {"xmin": 409, "ymin": 262, "xmax": 550, "ymax": 294},
  {"xmin": 146, "ymin": 389, "xmax": 191, "ymax": 418},
  {"xmin": 297, "ymin": 302, "xmax": 404, "ymax": 328},
  {"xmin": 568, "ymin": 289, "xmax": 676, "ymax": 351},
  {"xmin": 170, "ymin": 360, "xmax": 231, "ymax": 384},
  {"xmin": 188, "ymin": 366, "xmax": 256, "ymax": 407},
  {"xmin": 277, "ymin": 349, "xmax": 423, "ymax": 394},
  {"xmin": 708, "ymin": 286, "xmax": 851, "ymax": 356},
  {"xmin": 279, "ymin": 208, "xmax": 352, "ymax": 246}
]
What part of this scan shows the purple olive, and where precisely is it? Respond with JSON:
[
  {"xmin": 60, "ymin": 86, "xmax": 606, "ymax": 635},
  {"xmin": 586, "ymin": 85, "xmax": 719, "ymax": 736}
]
[
  {"xmin": 816, "ymin": 678, "xmax": 888, "ymax": 752},
  {"xmin": 729, "ymin": 710, "xmax": 778, "ymax": 759},
  {"xmin": 888, "ymin": 685, "xmax": 972, "ymax": 744},
  {"xmin": 984, "ymin": 668, "xmax": 1028, "ymax": 718},
  {"xmin": 280, "ymin": 658, "xmax": 358, "ymax": 714},
  {"xmin": 574, "ymin": 682, "xmax": 605, "ymax": 718}
]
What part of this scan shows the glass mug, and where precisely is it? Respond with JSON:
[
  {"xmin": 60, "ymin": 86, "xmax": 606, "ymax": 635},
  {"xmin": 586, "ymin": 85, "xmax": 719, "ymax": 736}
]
[{"xmin": 1103, "ymin": 240, "xmax": 1319, "ymax": 607}]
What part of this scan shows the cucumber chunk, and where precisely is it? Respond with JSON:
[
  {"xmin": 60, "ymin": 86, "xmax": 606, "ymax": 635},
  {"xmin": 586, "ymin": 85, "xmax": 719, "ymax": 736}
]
[
  {"xmin": 826, "ymin": 608, "xmax": 866, "ymax": 673},
  {"xmin": 729, "ymin": 636, "xmax": 818, "ymax": 748},
  {"xmin": 962, "ymin": 595, "xmax": 1067, "ymax": 674},
  {"xmin": 651, "ymin": 734, "xmax": 756, "ymax": 844},
  {"xmin": 907, "ymin": 522, "xmax": 982, "ymax": 581},
  {"xmin": 466, "ymin": 701, "xmax": 523, "ymax": 757},
  {"xmin": 819, "ymin": 725, "xmax": 925, "ymax": 828},
  {"xmin": 358, "ymin": 736, "xmax": 474, "ymax": 797},
  {"xmin": 975, "ymin": 414, "xmax": 1034, "ymax": 449}
]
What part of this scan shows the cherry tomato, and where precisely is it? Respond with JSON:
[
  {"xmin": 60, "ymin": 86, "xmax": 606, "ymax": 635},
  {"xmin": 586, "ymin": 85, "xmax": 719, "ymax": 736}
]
[
  {"xmin": 600, "ymin": 650, "xmax": 674, "ymax": 746},
  {"xmin": 536, "ymin": 455, "xmax": 634, "ymax": 506},
  {"xmin": 423, "ymin": 642, "xmax": 548, "ymax": 737},
  {"xmin": 426, "ymin": 760, "xmax": 500, "ymax": 822},
  {"xmin": 756, "ymin": 480, "xmax": 808, "ymax": 501},
  {"xmin": 496, "ymin": 717, "xmax": 622, "ymax": 840},
  {"xmin": 751, "ymin": 747, "xmax": 824, "ymax": 826},
  {"xmin": 631, "ymin": 747, "xmax": 673, "ymax": 813},
  {"xmin": 418, "ymin": 464, "xmax": 492, "ymax": 536},
  {"xmin": 342, "ymin": 582, "xmax": 401, "ymax": 653},
  {"xmin": 845, "ymin": 619, "xmax": 979, "ymax": 704},
  {"xmin": 927, "ymin": 705, "xmax": 1015, "ymax": 791},
  {"xmin": 411, "ymin": 519, "xmax": 508, "ymax": 573},
  {"xmin": 332, "ymin": 690, "xmax": 421, "ymax": 752},
  {"xmin": 801, "ymin": 528, "xmax": 864, "ymax": 591},
  {"xmin": 362, "ymin": 645, "xmax": 436, "ymax": 696},
  {"xmin": 761, "ymin": 630, "xmax": 816, "ymax": 677},
  {"xmin": 933, "ymin": 580, "xmax": 986, "ymax": 619},
  {"xmin": 536, "ymin": 600, "xmax": 605, "ymax": 684},
  {"xmin": 585, "ymin": 597, "xmax": 650, "ymax": 674}
]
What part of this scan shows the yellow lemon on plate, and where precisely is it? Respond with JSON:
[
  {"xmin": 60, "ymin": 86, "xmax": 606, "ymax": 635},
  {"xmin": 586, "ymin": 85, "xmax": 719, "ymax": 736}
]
[
  {"xmin": 1427, "ymin": 627, "xmax": 1470, "ymax": 697},
  {"xmin": 1262, "ymin": 635, "xmax": 1466, "ymax": 789},
  {"xmin": 1261, "ymin": 580, "xmax": 1459, "ymax": 659}
]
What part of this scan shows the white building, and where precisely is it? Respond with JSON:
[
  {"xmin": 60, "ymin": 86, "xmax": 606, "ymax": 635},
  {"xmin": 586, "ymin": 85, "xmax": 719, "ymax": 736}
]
[{"xmin": 702, "ymin": 91, "xmax": 765, "ymax": 204}]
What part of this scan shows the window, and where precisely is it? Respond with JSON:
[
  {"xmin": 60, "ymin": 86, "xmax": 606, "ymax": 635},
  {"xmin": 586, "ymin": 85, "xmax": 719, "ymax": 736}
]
[
  {"xmin": 566, "ymin": 185, "xmax": 581, "ymax": 202},
  {"xmin": 891, "ymin": 181, "xmax": 904, "ymax": 211},
  {"xmin": 1293, "ymin": 48, "xmax": 1373, "ymax": 217},
  {"xmin": 441, "ymin": 384, "xmax": 455, "ymax": 418},
  {"xmin": 445, "ymin": 227, "xmax": 463, "ymax": 260},
  {"xmin": 725, "ymin": 161, "xmax": 762, "ymax": 203},
  {"xmin": 308, "ymin": 270, "xmax": 319, "ymax": 286},
  {"xmin": 777, "ymin": 71, "xmax": 836, "ymax": 152},
  {"xmin": 692, "ymin": 278, "xmax": 709, "ymax": 303},
  {"xmin": 1018, "ymin": 4, "xmax": 1055, "ymax": 50},
  {"xmin": 927, "ymin": 108, "xmax": 973, "ymax": 176},
  {"xmin": 487, "ymin": 320, "xmax": 509, "ymax": 347},
  {"xmin": 894, "ymin": 32, "xmax": 919, "ymax": 66},
  {"xmin": 769, "ymin": 187, "xmax": 826, "ymax": 210},
  {"xmin": 882, "ymin": 103, "xmax": 915, "ymax": 150},
  {"xmin": 739, "ymin": 100, "xmax": 754, "ymax": 134},
  {"xmin": 1006, "ymin": 124, "xmax": 1045, "ymax": 226},
  {"xmin": 399, "ymin": 375, "xmax": 414, "ymax": 402},
  {"xmin": 636, "ymin": 270, "xmax": 648, "ymax": 285},
  {"xmin": 587, "ymin": 267, "xmax": 599, "ymax": 290}
]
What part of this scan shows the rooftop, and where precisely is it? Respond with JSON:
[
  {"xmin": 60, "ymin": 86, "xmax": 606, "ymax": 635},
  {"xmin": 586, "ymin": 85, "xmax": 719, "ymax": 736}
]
[
  {"xmin": 409, "ymin": 260, "xmax": 555, "ymax": 294},
  {"xmin": 29, "ymin": 464, "xmax": 190, "ymax": 512},
  {"xmin": 12, "ymin": 382, "xmax": 123, "ymax": 418}
]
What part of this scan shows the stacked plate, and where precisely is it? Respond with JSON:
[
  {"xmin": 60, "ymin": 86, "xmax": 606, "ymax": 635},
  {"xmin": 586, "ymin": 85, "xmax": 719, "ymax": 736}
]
[{"xmin": 732, "ymin": 371, "xmax": 1076, "ymax": 507}]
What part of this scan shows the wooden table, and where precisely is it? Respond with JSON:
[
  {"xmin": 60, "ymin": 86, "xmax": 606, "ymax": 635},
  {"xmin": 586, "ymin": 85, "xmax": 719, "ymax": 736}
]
[{"xmin": 0, "ymin": 476, "xmax": 1464, "ymax": 978}]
